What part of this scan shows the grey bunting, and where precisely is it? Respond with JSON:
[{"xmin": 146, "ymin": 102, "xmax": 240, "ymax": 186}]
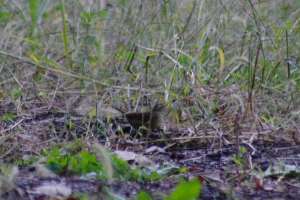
[{"xmin": 125, "ymin": 103, "xmax": 165, "ymax": 131}]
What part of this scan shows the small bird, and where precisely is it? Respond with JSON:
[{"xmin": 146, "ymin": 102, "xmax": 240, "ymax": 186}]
[{"xmin": 125, "ymin": 103, "xmax": 165, "ymax": 131}]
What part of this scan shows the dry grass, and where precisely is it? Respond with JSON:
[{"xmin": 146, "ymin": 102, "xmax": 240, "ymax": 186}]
[{"xmin": 1, "ymin": 0, "xmax": 300, "ymax": 199}]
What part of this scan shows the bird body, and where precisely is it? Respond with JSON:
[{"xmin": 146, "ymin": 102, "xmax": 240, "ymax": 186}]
[{"xmin": 125, "ymin": 104, "xmax": 164, "ymax": 130}]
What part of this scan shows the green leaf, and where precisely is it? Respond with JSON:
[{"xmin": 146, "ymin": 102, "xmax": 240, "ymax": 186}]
[
  {"xmin": 107, "ymin": 112, "xmax": 110, "ymax": 123},
  {"xmin": 174, "ymin": 167, "xmax": 186, "ymax": 173},
  {"xmin": 275, "ymin": 29, "xmax": 282, "ymax": 44},
  {"xmin": 179, "ymin": 54, "xmax": 187, "ymax": 63},
  {"xmin": 60, "ymin": 0, "xmax": 69, "ymax": 65},
  {"xmin": 69, "ymin": 119, "xmax": 72, "ymax": 130},
  {"xmin": 164, "ymin": 178, "xmax": 200, "ymax": 200},
  {"xmin": 0, "ymin": 12, "xmax": 9, "ymax": 21},
  {"xmin": 98, "ymin": 10, "xmax": 107, "ymax": 18},
  {"xmin": 23, "ymin": 156, "xmax": 39, "ymax": 164},
  {"xmin": 184, "ymin": 85, "xmax": 189, "ymax": 96},
  {"xmin": 87, "ymin": 56, "xmax": 98, "ymax": 62},
  {"xmin": 51, "ymin": 5, "xmax": 61, "ymax": 11},
  {"xmin": 137, "ymin": 190, "xmax": 152, "ymax": 200},
  {"xmin": 144, "ymin": 171, "xmax": 164, "ymax": 179},
  {"xmin": 42, "ymin": 12, "xmax": 47, "ymax": 18},
  {"xmin": 260, "ymin": 115, "xmax": 269, "ymax": 123},
  {"xmin": 81, "ymin": 11, "xmax": 90, "ymax": 20},
  {"xmin": 28, "ymin": 0, "xmax": 40, "ymax": 37},
  {"xmin": 239, "ymin": 146, "xmax": 246, "ymax": 153},
  {"xmin": 71, "ymin": 133, "xmax": 79, "ymax": 143},
  {"xmin": 1, "ymin": 114, "xmax": 16, "ymax": 120},
  {"xmin": 42, "ymin": 57, "xmax": 61, "ymax": 69},
  {"xmin": 117, "ymin": 125, "xmax": 124, "ymax": 135}
]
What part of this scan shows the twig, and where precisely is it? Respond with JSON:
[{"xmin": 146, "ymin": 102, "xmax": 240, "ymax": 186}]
[
  {"xmin": 0, "ymin": 118, "xmax": 24, "ymax": 134},
  {"xmin": 48, "ymin": 76, "xmax": 60, "ymax": 110}
]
